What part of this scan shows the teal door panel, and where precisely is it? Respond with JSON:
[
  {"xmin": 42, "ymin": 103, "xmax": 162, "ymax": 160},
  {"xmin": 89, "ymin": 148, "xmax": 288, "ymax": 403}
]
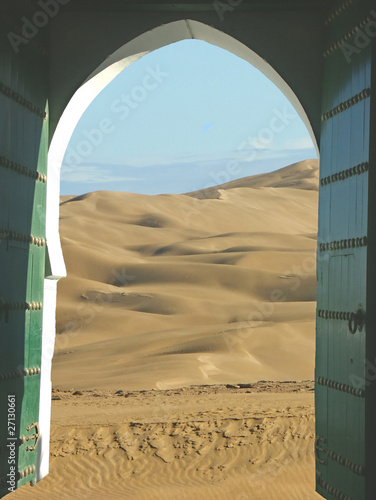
[
  {"xmin": 0, "ymin": 6, "xmax": 48, "ymax": 497},
  {"xmin": 316, "ymin": 1, "xmax": 374, "ymax": 499}
]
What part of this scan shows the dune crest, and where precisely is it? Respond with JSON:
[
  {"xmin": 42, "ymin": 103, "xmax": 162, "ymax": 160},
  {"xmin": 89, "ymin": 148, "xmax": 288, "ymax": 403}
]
[{"xmin": 54, "ymin": 159, "xmax": 319, "ymax": 391}]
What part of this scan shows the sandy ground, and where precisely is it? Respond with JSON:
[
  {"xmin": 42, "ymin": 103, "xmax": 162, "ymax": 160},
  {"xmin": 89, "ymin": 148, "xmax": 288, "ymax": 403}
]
[
  {"xmin": 13, "ymin": 382, "xmax": 321, "ymax": 500},
  {"xmin": 13, "ymin": 159, "xmax": 321, "ymax": 499}
]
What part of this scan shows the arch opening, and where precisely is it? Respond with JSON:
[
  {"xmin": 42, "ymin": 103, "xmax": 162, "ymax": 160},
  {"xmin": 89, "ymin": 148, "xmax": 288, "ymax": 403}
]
[
  {"xmin": 39, "ymin": 19, "xmax": 320, "ymax": 488},
  {"xmin": 47, "ymin": 24, "xmax": 317, "ymax": 386},
  {"xmin": 47, "ymin": 19, "xmax": 319, "ymax": 279}
]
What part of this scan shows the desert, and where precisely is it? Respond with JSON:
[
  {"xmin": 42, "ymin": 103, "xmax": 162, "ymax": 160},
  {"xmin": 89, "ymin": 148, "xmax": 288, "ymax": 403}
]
[{"xmin": 12, "ymin": 159, "xmax": 321, "ymax": 499}]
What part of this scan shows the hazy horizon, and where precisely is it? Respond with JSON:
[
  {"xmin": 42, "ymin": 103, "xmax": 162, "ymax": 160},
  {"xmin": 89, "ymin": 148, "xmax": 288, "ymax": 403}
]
[{"xmin": 60, "ymin": 40, "xmax": 317, "ymax": 197}]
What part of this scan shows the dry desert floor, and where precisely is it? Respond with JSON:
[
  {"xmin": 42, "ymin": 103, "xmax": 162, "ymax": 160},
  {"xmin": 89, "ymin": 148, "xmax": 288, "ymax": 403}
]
[{"xmin": 12, "ymin": 159, "xmax": 321, "ymax": 499}]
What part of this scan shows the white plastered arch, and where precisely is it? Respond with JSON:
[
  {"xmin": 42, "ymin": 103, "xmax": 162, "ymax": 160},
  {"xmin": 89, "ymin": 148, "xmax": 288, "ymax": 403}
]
[
  {"xmin": 47, "ymin": 18, "xmax": 318, "ymax": 279},
  {"xmin": 38, "ymin": 19, "xmax": 318, "ymax": 481}
]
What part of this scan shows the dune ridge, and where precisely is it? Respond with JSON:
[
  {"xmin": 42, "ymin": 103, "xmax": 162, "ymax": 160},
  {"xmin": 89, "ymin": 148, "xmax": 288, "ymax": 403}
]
[
  {"xmin": 11, "ymin": 159, "xmax": 321, "ymax": 500},
  {"xmin": 54, "ymin": 159, "xmax": 318, "ymax": 391}
]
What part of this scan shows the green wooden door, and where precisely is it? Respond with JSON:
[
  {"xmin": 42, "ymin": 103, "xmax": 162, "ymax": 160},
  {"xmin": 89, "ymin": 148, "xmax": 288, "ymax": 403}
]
[
  {"xmin": 316, "ymin": 0, "xmax": 375, "ymax": 498},
  {"xmin": 0, "ymin": 7, "xmax": 49, "ymax": 497}
]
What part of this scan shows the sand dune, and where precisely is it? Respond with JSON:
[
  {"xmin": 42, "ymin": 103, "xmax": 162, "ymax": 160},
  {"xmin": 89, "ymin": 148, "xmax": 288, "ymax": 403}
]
[
  {"xmin": 54, "ymin": 159, "xmax": 318, "ymax": 391},
  {"xmin": 186, "ymin": 160, "xmax": 319, "ymax": 198},
  {"xmin": 11, "ymin": 159, "xmax": 321, "ymax": 500}
]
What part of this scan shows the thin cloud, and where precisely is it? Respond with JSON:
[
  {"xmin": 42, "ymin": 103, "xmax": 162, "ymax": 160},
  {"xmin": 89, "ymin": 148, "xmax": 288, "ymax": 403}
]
[
  {"xmin": 61, "ymin": 147, "xmax": 317, "ymax": 194},
  {"xmin": 61, "ymin": 165, "xmax": 142, "ymax": 184},
  {"xmin": 285, "ymin": 136, "xmax": 316, "ymax": 152},
  {"xmin": 79, "ymin": 147, "xmax": 307, "ymax": 171}
]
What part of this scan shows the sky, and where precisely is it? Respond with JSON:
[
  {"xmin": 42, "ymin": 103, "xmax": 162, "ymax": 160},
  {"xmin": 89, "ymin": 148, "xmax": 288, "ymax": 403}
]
[{"xmin": 60, "ymin": 39, "xmax": 318, "ymax": 196}]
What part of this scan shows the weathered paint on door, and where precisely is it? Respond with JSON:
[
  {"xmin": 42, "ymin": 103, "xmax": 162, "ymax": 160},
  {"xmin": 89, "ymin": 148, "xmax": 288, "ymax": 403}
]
[
  {"xmin": 0, "ymin": 11, "xmax": 48, "ymax": 496},
  {"xmin": 316, "ymin": 0, "xmax": 375, "ymax": 498}
]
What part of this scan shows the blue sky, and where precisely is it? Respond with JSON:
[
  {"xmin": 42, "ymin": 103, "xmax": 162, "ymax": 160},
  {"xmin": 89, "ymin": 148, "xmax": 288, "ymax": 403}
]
[{"xmin": 61, "ymin": 40, "xmax": 317, "ymax": 196}]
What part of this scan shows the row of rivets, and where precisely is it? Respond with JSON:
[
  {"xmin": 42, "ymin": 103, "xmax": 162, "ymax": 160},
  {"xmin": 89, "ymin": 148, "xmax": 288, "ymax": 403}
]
[
  {"xmin": 25, "ymin": 367, "xmax": 41, "ymax": 376},
  {"xmin": 18, "ymin": 465, "xmax": 36, "ymax": 480},
  {"xmin": 324, "ymin": 13, "xmax": 374, "ymax": 56},
  {"xmin": 0, "ymin": 230, "xmax": 46, "ymax": 247},
  {"xmin": 318, "ymin": 309, "xmax": 357, "ymax": 320},
  {"xmin": 0, "ymin": 82, "xmax": 47, "ymax": 119},
  {"xmin": 315, "ymin": 436, "xmax": 327, "ymax": 465},
  {"xmin": 327, "ymin": 449, "xmax": 365, "ymax": 476},
  {"xmin": 0, "ymin": 301, "xmax": 43, "ymax": 323},
  {"xmin": 322, "ymin": 89, "xmax": 371, "ymax": 122},
  {"xmin": 320, "ymin": 162, "xmax": 369, "ymax": 186},
  {"xmin": 317, "ymin": 376, "xmax": 365, "ymax": 398},
  {"xmin": 0, "ymin": 367, "xmax": 41, "ymax": 383},
  {"xmin": 3, "ymin": 16, "xmax": 48, "ymax": 56},
  {"xmin": 324, "ymin": 0, "xmax": 355, "ymax": 25},
  {"xmin": 28, "ymin": 302, "xmax": 43, "ymax": 311},
  {"xmin": 317, "ymin": 475, "xmax": 351, "ymax": 500},
  {"xmin": 0, "ymin": 155, "xmax": 47, "ymax": 182},
  {"xmin": 319, "ymin": 236, "xmax": 367, "ymax": 252},
  {"xmin": 0, "ymin": 301, "xmax": 43, "ymax": 312}
]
